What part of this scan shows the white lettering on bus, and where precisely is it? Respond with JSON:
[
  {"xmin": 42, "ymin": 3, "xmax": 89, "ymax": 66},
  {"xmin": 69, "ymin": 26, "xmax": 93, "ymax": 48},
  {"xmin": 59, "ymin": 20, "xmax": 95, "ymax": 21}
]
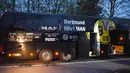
[
  {"xmin": 64, "ymin": 19, "xmax": 85, "ymax": 25},
  {"xmin": 76, "ymin": 26, "xmax": 86, "ymax": 31},
  {"xmin": 64, "ymin": 26, "xmax": 75, "ymax": 31},
  {"xmin": 41, "ymin": 26, "xmax": 57, "ymax": 30},
  {"xmin": 45, "ymin": 38, "xmax": 58, "ymax": 41}
]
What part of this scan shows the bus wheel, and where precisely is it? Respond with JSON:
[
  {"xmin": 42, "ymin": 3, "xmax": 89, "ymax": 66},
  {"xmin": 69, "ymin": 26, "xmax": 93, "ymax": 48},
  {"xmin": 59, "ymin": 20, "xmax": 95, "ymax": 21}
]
[
  {"xmin": 60, "ymin": 52, "xmax": 73, "ymax": 62},
  {"xmin": 39, "ymin": 50, "xmax": 53, "ymax": 64}
]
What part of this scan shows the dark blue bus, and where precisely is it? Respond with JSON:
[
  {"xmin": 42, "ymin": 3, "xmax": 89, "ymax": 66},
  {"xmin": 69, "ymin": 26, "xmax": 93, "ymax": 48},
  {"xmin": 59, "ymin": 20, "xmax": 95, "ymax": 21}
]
[{"xmin": 1, "ymin": 12, "xmax": 129, "ymax": 63}]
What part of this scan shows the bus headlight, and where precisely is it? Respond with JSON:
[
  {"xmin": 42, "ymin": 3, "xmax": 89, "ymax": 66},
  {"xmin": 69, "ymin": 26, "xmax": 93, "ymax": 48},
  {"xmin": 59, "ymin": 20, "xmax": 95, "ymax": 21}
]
[
  {"xmin": 8, "ymin": 53, "xmax": 22, "ymax": 57},
  {"xmin": 17, "ymin": 38, "xmax": 25, "ymax": 43}
]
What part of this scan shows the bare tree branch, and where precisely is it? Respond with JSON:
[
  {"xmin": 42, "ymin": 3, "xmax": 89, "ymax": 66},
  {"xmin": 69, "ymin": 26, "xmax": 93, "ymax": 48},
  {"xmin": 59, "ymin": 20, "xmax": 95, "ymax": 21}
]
[
  {"xmin": 115, "ymin": 0, "xmax": 128, "ymax": 9},
  {"xmin": 114, "ymin": 4, "xmax": 127, "ymax": 12},
  {"xmin": 101, "ymin": 3, "xmax": 110, "ymax": 11},
  {"xmin": 115, "ymin": 10, "xmax": 130, "ymax": 17},
  {"xmin": 99, "ymin": 0, "xmax": 130, "ymax": 17}
]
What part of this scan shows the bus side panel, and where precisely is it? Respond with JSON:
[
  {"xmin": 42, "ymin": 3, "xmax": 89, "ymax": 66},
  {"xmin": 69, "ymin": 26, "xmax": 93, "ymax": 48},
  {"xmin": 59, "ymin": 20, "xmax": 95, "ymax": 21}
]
[
  {"xmin": 4, "ymin": 42, "xmax": 38, "ymax": 59},
  {"xmin": 36, "ymin": 41, "xmax": 77, "ymax": 57},
  {"xmin": 77, "ymin": 33, "xmax": 90, "ymax": 58}
]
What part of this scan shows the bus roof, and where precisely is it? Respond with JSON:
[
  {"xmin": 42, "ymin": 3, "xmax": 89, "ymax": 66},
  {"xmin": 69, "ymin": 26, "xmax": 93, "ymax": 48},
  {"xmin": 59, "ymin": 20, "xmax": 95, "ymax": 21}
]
[
  {"xmin": 110, "ymin": 17, "xmax": 130, "ymax": 30},
  {"xmin": 1, "ymin": 12, "xmax": 101, "ymax": 32},
  {"xmin": 3, "ymin": 11, "xmax": 102, "ymax": 18}
]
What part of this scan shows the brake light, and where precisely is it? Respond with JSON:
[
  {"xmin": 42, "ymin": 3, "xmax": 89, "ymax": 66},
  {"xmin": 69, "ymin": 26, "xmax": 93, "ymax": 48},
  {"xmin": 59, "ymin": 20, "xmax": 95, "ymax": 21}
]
[
  {"xmin": 0, "ymin": 45, "xmax": 3, "ymax": 53},
  {"xmin": 0, "ymin": 50, "xmax": 2, "ymax": 53}
]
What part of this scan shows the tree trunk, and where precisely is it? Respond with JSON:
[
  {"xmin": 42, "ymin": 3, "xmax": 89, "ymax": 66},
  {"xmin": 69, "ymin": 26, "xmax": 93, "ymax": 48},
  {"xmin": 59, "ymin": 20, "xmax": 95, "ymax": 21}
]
[
  {"xmin": 12, "ymin": 0, "xmax": 16, "ymax": 12},
  {"xmin": 31, "ymin": 0, "xmax": 35, "ymax": 12},
  {"xmin": 27, "ymin": 0, "xmax": 30, "ymax": 12},
  {"xmin": 110, "ymin": 0, "xmax": 116, "ymax": 17},
  {"xmin": 37, "ymin": 0, "xmax": 40, "ymax": 13}
]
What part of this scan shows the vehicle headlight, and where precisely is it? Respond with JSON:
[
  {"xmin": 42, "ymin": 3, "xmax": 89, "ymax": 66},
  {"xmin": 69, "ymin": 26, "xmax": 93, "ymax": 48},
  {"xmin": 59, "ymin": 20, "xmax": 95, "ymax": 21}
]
[{"xmin": 17, "ymin": 38, "xmax": 25, "ymax": 42}]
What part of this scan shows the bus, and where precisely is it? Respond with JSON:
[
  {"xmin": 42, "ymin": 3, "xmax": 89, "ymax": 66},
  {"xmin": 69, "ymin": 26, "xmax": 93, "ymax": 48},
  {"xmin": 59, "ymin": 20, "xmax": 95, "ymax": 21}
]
[
  {"xmin": 109, "ymin": 17, "xmax": 130, "ymax": 55},
  {"xmin": 0, "ymin": 12, "xmax": 129, "ymax": 63}
]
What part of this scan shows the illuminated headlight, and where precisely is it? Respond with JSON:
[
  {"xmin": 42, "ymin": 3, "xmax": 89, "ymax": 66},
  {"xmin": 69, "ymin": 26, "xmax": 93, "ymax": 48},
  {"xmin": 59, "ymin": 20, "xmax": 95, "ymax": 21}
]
[
  {"xmin": 17, "ymin": 38, "xmax": 25, "ymax": 43},
  {"xmin": 19, "ymin": 38, "xmax": 25, "ymax": 42},
  {"xmin": 12, "ymin": 53, "xmax": 22, "ymax": 57},
  {"xmin": 8, "ymin": 53, "xmax": 22, "ymax": 57}
]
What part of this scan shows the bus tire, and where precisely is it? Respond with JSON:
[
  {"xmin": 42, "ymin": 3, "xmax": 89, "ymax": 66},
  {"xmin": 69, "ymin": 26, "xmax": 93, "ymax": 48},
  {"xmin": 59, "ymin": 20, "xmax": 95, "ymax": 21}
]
[
  {"xmin": 39, "ymin": 49, "xmax": 53, "ymax": 64},
  {"xmin": 60, "ymin": 52, "xmax": 74, "ymax": 62}
]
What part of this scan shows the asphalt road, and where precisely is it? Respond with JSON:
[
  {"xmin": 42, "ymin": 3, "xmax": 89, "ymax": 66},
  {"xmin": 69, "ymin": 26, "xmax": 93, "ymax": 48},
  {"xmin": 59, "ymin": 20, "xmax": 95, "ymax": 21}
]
[
  {"xmin": 0, "ymin": 57, "xmax": 130, "ymax": 73},
  {"xmin": 0, "ymin": 55, "xmax": 128, "ymax": 66}
]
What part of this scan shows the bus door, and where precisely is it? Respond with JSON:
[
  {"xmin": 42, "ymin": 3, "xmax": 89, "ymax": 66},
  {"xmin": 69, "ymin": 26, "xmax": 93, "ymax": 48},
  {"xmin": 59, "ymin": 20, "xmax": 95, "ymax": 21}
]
[
  {"xmin": 89, "ymin": 32, "xmax": 98, "ymax": 57},
  {"xmin": 93, "ymin": 19, "xmax": 116, "ymax": 57}
]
